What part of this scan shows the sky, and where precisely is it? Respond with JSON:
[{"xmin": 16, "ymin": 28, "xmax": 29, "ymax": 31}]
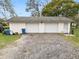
[
  {"xmin": 12, "ymin": 0, "xmax": 31, "ymax": 17},
  {"xmin": 11, "ymin": 0, "xmax": 49, "ymax": 17},
  {"xmin": 10, "ymin": 0, "xmax": 79, "ymax": 17},
  {"xmin": 0, "ymin": 0, "xmax": 79, "ymax": 18},
  {"xmin": 11, "ymin": 0, "xmax": 51, "ymax": 17}
]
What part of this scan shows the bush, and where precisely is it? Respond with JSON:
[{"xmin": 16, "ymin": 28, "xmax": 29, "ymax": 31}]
[
  {"xmin": 3, "ymin": 26, "xmax": 9, "ymax": 29},
  {"xmin": 0, "ymin": 24, "xmax": 4, "ymax": 33},
  {"xmin": 2, "ymin": 22, "xmax": 8, "ymax": 26},
  {"xmin": 74, "ymin": 28, "xmax": 79, "ymax": 37},
  {"xmin": 13, "ymin": 32, "xmax": 19, "ymax": 35}
]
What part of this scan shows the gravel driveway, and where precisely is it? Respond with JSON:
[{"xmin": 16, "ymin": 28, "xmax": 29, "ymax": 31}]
[{"xmin": 0, "ymin": 34, "xmax": 79, "ymax": 59}]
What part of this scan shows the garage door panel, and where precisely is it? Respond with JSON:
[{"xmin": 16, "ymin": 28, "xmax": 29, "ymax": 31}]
[
  {"xmin": 45, "ymin": 23, "xmax": 58, "ymax": 33},
  {"xmin": 26, "ymin": 23, "xmax": 39, "ymax": 33},
  {"xmin": 64, "ymin": 23, "xmax": 68, "ymax": 33},
  {"xmin": 39, "ymin": 23, "xmax": 45, "ymax": 33}
]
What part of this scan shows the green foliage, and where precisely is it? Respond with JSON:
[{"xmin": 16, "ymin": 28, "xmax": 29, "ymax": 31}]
[
  {"xmin": 0, "ymin": 19, "xmax": 9, "ymax": 30},
  {"xmin": 74, "ymin": 14, "xmax": 79, "ymax": 27},
  {"xmin": 74, "ymin": 28, "xmax": 79, "ymax": 37},
  {"xmin": 65, "ymin": 28, "xmax": 79, "ymax": 47},
  {"xmin": 42, "ymin": 0, "xmax": 79, "ymax": 17},
  {"xmin": 0, "ymin": 19, "xmax": 4, "ymax": 24},
  {"xmin": 3, "ymin": 26, "xmax": 9, "ymax": 29}
]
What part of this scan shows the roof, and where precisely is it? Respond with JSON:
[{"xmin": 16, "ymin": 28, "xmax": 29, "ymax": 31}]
[{"xmin": 7, "ymin": 16, "xmax": 73, "ymax": 23}]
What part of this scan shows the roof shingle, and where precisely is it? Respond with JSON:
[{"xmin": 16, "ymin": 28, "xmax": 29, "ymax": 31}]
[{"xmin": 7, "ymin": 16, "xmax": 73, "ymax": 23}]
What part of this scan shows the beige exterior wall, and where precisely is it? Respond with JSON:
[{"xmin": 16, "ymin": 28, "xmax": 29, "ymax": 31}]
[
  {"xmin": 9, "ymin": 22, "xmax": 71, "ymax": 34},
  {"xmin": 9, "ymin": 23, "xmax": 26, "ymax": 33},
  {"xmin": 58, "ymin": 23, "xmax": 71, "ymax": 33},
  {"xmin": 68, "ymin": 23, "xmax": 71, "ymax": 33}
]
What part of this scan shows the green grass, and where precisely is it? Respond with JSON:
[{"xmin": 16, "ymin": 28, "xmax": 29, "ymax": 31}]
[
  {"xmin": 65, "ymin": 28, "xmax": 79, "ymax": 47},
  {"xmin": 0, "ymin": 33, "xmax": 20, "ymax": 48}
]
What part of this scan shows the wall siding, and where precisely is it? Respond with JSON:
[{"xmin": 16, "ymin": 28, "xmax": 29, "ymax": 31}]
[
  {"xmin": 68, "ymin": 23, "xmax": 70, "ymax": 34},
  {"xmin": 9, "ymin": 22, "xmax": 71, "ymax": 34},
  {"xmin": 58, "ymin": 23, "xmax": 70, "ymax": 33},
  {"xmin": 10, "ymin": 23, "xmax": 26, "ymax": 33}
]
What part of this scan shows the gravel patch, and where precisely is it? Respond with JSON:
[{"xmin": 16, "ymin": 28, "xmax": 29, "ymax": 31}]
[{"xmin": 0, "ymin": 34, "xmax": 79, "ymax": 59}]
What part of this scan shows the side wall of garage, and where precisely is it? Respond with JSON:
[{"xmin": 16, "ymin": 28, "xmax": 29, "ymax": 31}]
[
  {"xmin": 9, "ymin": 22, "xmax": 26, "ymax": 33},
  {"xmin": 58, "ymin": 23, "xmax": 70, "ymax": 33}
]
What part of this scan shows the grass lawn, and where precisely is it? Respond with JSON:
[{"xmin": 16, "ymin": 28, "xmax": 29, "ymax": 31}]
[
  {"xmin": 65, "ymin": 28, "xmax": 79, "ymax": 47},
  {"xmin": 0, "ymin": 33, "xmax": 20, "ymax": 49}
]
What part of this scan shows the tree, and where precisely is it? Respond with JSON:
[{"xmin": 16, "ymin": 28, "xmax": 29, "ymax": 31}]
[
  {"xmin": 26, "ymin": 0, "xmax": 49, "ymax": 16},
  {"xmin": 73, "ymin": 14, "xmax": 79, "ymax": 28},
  {"xmin": 0, "ymin": 18, "xmax": 4, "ymax": 23},
  {"xmin": 42, "ymin": 0, "xmax": 79, "ymax": 17},
  {"xmin": 0, "ymin": 0, "xmax": 17, "ymax": 19}
]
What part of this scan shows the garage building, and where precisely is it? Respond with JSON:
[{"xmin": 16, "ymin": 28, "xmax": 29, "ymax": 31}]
[{"xmin": 7, "ymin": 17, "xmax": 73, "ymax": 34}]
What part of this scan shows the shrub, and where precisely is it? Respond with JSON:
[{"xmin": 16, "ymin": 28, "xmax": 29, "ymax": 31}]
[{"xmin": 13, "ymin": 32, "xmax": 19, "ymax": 35}]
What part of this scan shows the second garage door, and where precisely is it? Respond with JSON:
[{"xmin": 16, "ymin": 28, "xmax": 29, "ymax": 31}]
[{"xmin": 45, "ymin": 23, "xmax": 58, "ymax": 33}]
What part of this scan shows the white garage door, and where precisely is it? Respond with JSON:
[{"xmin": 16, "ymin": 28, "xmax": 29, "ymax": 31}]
[
  {"xmin": 64, "ymin": 23, "xmax": 68, "ymax": 33},
  {"xmin": 26, "ymin": 23, "xmax": 39, "ymax": 33},
  {"xmin": 45, "ymin": 23, "xmax": 58, "ymax": 33},
  {"xmin": 39, "ymin": 23, "xmax": 45, "ymax": 33},
  {"xmin": 26, "ymin": 23, "xmax": 58, "ymax": 33}
]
